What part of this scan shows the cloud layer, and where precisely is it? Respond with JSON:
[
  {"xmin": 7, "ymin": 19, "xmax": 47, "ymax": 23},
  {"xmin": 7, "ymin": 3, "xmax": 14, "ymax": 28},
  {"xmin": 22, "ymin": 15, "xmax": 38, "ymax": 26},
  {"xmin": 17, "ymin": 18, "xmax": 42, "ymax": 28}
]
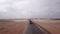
[{"xmin": 0, "ymin": 0, "xmax": 60, "ymax": 19}]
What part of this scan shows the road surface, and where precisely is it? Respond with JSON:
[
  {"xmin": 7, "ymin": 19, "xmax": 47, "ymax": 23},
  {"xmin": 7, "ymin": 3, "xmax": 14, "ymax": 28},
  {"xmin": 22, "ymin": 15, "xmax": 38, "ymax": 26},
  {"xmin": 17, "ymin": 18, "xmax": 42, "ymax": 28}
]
[{"xmin": 23, "ymin": 20, "xmax": 50, "ymax": 34}]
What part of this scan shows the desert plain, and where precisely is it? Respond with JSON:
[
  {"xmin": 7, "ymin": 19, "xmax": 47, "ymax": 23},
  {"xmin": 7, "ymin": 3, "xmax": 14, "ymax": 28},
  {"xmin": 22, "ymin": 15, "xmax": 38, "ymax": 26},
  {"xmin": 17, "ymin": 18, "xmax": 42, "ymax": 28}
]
[{"xmin": 0, "ymin": 19, "xmax": 60, "ymax": 34}]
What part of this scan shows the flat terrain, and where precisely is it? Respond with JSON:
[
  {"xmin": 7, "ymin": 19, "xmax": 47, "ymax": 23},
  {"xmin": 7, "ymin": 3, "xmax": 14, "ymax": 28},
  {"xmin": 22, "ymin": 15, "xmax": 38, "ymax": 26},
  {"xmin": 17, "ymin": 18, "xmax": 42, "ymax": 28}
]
[
  {"xmin": 0, "ymin": 19, "xmax": 29, "ymax": 34},
  {"xmin": 0, "ymin": 19, "xmax": 60, "ymax": 34},
  {"xmin": 32, "ymin": 19, "xmax": 60, "ymax": 34}
]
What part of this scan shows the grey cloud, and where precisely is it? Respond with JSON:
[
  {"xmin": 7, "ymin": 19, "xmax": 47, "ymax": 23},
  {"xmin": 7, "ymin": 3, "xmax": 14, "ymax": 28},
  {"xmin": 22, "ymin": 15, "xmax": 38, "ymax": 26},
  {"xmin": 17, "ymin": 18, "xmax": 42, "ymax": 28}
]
[{"xmin": 0, "ymin": 0, "xmax": 60, "ymax": 19}]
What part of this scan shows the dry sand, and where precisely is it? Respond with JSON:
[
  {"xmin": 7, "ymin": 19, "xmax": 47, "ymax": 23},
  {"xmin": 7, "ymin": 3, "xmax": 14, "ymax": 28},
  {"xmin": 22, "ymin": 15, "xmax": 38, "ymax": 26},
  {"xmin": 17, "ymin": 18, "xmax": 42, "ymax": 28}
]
[
  {"xmin": 0, "ymin": 19, "xmax": 29, "ymax": 34},
  {"xmin": 0, "ymin": 19, "xmax": 60, "ymax": 34},
  {"xmin": 32, "ymin": 19, "xmax": 60, "ymax": 34}
]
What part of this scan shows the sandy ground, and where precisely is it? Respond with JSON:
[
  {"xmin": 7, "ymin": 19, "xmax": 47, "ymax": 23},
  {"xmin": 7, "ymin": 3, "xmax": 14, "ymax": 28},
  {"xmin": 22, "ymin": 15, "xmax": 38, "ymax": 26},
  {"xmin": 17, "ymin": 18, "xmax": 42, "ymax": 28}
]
[
  {"xmin": 0, "ymin": 19, "xmax": 60, "ymax": 34},
  {"xmin": 0, "ymin": 19, "xmax": 29, "ymax": 34},
  {"xmin": 32, "ymin": 19, "xmax": 60, "ymax": 34}
]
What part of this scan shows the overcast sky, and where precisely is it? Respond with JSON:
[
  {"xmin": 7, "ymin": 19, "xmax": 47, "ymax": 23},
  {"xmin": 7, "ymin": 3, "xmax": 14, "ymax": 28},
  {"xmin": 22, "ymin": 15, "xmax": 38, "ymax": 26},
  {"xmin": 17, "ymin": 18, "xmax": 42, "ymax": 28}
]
[{"xmin": 0, "ymin": 0, "xmax": 60, "ymax": 19}]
